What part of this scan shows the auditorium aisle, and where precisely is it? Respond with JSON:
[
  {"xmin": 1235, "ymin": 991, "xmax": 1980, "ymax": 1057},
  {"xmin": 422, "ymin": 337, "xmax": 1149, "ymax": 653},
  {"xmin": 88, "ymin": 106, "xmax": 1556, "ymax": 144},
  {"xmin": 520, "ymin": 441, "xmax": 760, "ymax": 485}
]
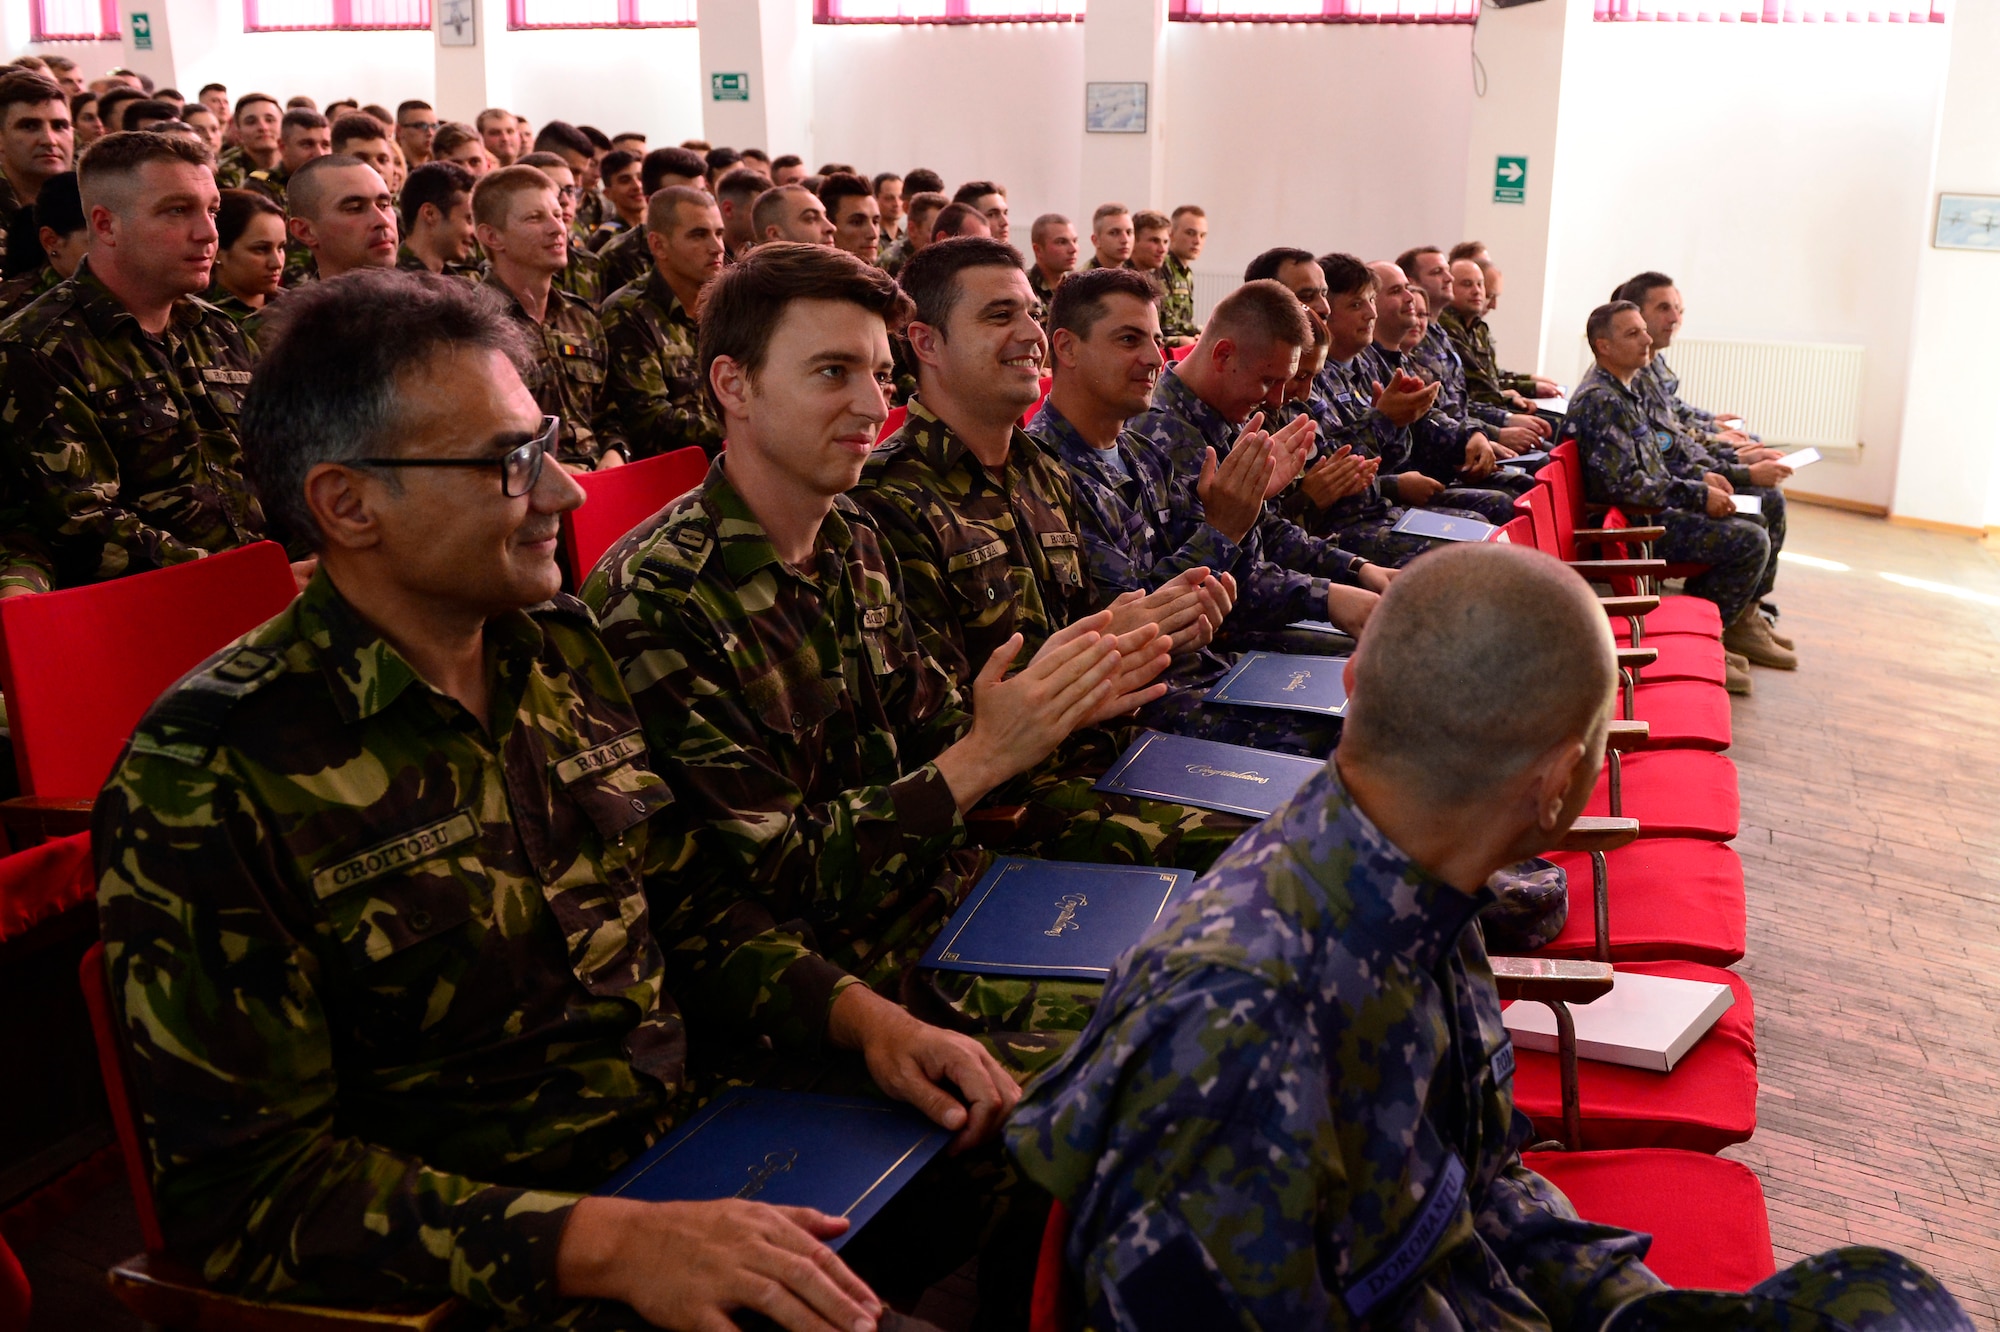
[{"xmin": 9, "ymin": 504, "xmax": 2000, "ymax": 1330}]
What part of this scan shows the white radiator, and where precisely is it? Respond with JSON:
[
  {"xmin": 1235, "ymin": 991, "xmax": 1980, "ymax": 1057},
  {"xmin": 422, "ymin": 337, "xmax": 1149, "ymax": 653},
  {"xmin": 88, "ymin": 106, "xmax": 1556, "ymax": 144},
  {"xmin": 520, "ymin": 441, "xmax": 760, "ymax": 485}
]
[
  {"xmin": 1192, "ymin": 269, "xmax": 1235, "ymax": 326},
  {"xmin": 1576, "ymin": 337, "xmax": 1865, "ymax": 450}
]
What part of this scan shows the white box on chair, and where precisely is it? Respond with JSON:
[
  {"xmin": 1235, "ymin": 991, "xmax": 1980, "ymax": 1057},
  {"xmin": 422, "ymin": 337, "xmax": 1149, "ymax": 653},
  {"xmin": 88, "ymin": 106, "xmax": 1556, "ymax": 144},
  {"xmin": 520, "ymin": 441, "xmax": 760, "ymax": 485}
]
[{"xmin": 1502, "ymin": 969, "xmax": 1733, "ymax": 1073}]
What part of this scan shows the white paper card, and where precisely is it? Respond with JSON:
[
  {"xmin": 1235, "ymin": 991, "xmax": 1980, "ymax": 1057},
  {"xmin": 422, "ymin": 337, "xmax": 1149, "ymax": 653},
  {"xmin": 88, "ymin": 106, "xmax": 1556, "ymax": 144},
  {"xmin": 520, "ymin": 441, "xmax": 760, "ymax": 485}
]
[
  {"xmin": 1503, "ymin": 969, "xmax": 1734, "ymax": 1073},
  {"xmin": 1539, "ymin": 395, "xmax": 1571, "ymax": 417},
  {"xmin": 1781, "ymin": 447, "xmax": 1823, "ymax": 472},
  {"xmin": 1732, "ymin": 495, "xmax": 1763, "ymax": 516}
]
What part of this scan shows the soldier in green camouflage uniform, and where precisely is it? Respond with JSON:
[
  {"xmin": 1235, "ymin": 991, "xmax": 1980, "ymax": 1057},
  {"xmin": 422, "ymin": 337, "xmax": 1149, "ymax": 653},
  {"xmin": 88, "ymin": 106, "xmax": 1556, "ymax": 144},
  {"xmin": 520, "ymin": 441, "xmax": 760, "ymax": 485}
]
[
  {"xmin": 0, "ymin": 263, "xmax": 59, "ymax": 321},
  {"xmin": 594, "ymin": 221, "xmax": 652, "ymax": 301},
  {"xmin": 597, "ymin": 186, "xmax": 726, "ymax": 460},
  {"xmin": 1157, "ymin": 250, "xmax": 1198, "ymax": 342},
  {"xmin": 482, "ymin": 271, "xmax": 624, "ymax": 467},
  {"xmin": 0, "ymin": 258, "xmax": 262, "ymax": 593}
]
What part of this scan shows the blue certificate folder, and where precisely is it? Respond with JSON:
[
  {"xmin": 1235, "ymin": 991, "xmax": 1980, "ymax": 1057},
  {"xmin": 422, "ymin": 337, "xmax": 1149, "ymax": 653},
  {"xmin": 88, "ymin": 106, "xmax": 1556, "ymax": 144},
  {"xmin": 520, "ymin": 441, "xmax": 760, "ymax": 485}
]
[
  {"xmin": 1204, "ymin": 651, "xmax": 1349, "ymax": 717},
  {"xmin": 921, "ymin": 857, "xmax": 1195, "ymax": 979},
  {"xmin": 1094, "ymin": 731, "xmax": 1325, "ymax": 820},
  {"xmin": 1392, "ymin": 509, "xmax": 1500, "ymax": 542},
  {"xmin": 597, "ymin": 1089, "xmax": 948, "ymax": 1250}
]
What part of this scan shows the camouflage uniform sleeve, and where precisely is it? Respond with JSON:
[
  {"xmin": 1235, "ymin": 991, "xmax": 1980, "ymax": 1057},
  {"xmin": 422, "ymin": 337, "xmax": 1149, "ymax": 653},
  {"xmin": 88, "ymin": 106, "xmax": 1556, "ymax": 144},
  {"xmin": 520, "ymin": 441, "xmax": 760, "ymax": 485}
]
[
  {"xmin": 1066, "ymin": 463, "xmax": 1242, "ymax": 602},
  {"xmin": 93, "ymin": 753, "xmax": 579, "ymax": 1316},
  {"xmin": 1011, "ymin": 966, "xmax": 1336, "ymax": 1330},
  {"xmin": 613, "ymin": 575, "xmax": 968, "ymax": 1050},
  {"xmin": 852, "ymin": 476, "xmax": 976, "ymax": 684},
  {"xmin": 598, "ymin": 299, "xmax": 724, "ymax": 461},
  {"xmin": 1476, "ymin": 1155, "xmax": 1665, "ymax": 1327},
  {"xmin": 0, "ymin": 522, "xmax": 52, "ymax": 594},
  {"xmin": 0, "ymin": 342, "xmax": 210, "ymax": 578},
  {"xmin": 1469, "ymin": 400, "xmax": 1511, "ymax": 429},
  {"xmin": 1574, "ymin": 390, "xmax": 1709, "ymax": 512}
]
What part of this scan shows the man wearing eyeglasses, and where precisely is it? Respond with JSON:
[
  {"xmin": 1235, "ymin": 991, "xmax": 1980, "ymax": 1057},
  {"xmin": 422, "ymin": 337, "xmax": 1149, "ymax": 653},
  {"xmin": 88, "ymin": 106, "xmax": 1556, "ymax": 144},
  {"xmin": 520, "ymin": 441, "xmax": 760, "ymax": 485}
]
[
  {"xmin": 93, "ymin": 268, "xmax": 930, "ymax": 1332},
  {"xmin": 394, "ymin": 98, "xmax": 436, "ymax": 167}
]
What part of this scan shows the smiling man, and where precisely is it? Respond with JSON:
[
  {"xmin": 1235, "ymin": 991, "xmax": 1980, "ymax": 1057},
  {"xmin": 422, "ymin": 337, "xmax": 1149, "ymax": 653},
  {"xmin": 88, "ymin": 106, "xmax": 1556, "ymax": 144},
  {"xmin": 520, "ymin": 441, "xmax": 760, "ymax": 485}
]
[
  {"xmin": 819, "ymin": 171, "xmax": 881, "ymax": 265},
  {"xmin": 215, "ymin": 92, "xmax": 281, "ymax": 189},
  {"xmin": 1158, "ymin": 205, "xmax": 1205, "ymax": 345},
  {"xmin": 286, "ymin": 153, "xmax": 398, "ymax": 281},
  {"xmin": 476, "ymin": 164, "xmax": 624, "ymax": 468},
  {"xmin": 0, "ymin": 71, "xmax": 74, "ymax": 270},
  {"xmin": 0, "ymin": 130, "xmax": 266, "ymax": 596},
  {"xmin": 599, "ymin": 184, "xmax": 728, "ymax": 459}
]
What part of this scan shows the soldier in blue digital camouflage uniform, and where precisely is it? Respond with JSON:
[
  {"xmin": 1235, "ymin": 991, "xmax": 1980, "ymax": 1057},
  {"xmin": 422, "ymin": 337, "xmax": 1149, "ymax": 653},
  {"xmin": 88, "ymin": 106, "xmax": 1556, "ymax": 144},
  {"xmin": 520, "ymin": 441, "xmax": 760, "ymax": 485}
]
[
  {"xmin": 1028, "ymin": 265, "xmax": 1344, "ymax": 758},
  {"xmin": 1008, "ymin": 540, "xmax": 1973, "ymax": 1332},
  {"xmin": 1569, "ymin": 302, "xmax": 1784, "ymax": 668},
  {"xmin": 1399, "ymin": 245, "xmax": 1555, "ymax": 458}
]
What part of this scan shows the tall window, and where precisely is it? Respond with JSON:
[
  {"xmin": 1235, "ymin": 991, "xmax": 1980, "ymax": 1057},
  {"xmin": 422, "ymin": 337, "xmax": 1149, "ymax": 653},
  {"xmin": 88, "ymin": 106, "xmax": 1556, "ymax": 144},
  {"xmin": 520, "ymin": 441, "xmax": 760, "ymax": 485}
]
[
  {"xmin": 509, "ymin": 0, "xmax": 696, "ymax": 27},
  {"xmin": 814, "ymin": 0, "xmax": 1082, "ymax": 25},
  {"xmin": 244, "ymin": 0, "xmax": 430, "ymax": 30},
  {"xmin": 30, "ymin": 0, "xmax": 119, "ymax": 40},
  {"xmin": 1170, "ymin": 0, "xmax": 1476, "ymax": 20},
  {"xmin": 1594, "ymin": 0, "xmax": 1941, "ymax": 18}
]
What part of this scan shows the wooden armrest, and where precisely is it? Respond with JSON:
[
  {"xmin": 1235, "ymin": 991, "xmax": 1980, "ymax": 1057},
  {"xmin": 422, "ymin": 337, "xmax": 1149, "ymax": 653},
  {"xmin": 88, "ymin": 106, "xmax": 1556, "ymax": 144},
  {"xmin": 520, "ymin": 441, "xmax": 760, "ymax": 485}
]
[
  {"xmin": 1568, "ymin": 559, "xmax": 1667, "ymax": 580},
  {"xmin": 1615, "ymin": 646, "xmax": 1658, "ymax": 670},
  {"xmin": 110, "ymin": 1253, "xmax": 467, "ymax": 1330},
  {"xmin": 1574, "ymin": 526, "xmax": 1667, "ymax": 544},
  {"xmin": 1491, "ymin": 956, "xmax": 1615, "ymax": 1004},
  {"xmin": 1605, "ymin": 720, "xmax": 1650, "ymax": 751},
  {"xmin": 1556, "ymin": 815, "xmax": 1640, "ymax": 852},
  {"xmin": 963, "ymin": 804, "xmax": 1028, "ymax": 848},
  {"xmin": 0, "ymin": 795, "xmax": 92, "ymax": 842},
  {"xmin": 1597, "ymin": 595, "xmax": 1660, "ymax": 617}
]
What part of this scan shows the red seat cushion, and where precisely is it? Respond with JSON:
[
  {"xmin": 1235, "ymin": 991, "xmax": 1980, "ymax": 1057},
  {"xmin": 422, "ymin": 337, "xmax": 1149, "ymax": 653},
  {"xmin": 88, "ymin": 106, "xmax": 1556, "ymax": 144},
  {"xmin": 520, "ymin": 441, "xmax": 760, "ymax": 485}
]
[
  {"xmin": 1611, "ymin": 595, "xmax": 1724, "ymax": 642},
  {"xmin": 0, "ymin": 831, "xmax": 93, "ymax": 944},
  {"xmin": 1523, "ymin": 1148, "xmax": 1776, "ymax": 1291},
  {"xmin": 0, "ymin": 1231, "xmax": 26, "ymax": 1329},
  {"xmin": 1510, "ymin": 960, "xmax": 1757, "ymax": 1153},
  {"xmin": 1626, "ymin": 680, "xmax": 1732, "ymax": 752},
  {"xmin": 1586, "ymin": 750, "xmax": 1739, "ymax": 841},
  {"xmin": 1627, "ymin": 634, "xmax": 1725, "ymax": 687},
  {"xmin": 1539, "ymin": 839, "xmax": 1746, "ymax": 966}
]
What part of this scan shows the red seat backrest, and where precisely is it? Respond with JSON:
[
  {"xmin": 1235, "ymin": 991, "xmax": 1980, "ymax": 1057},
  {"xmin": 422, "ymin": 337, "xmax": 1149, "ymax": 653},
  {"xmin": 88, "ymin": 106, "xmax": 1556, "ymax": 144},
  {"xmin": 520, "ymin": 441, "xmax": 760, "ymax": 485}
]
[
  {"xmin": 1495, "ymin": 514, "xmax": 1535, "ymax": 547},
  {"xmin": 0, "ymin": 542, "xmax": 299, "ymax": 800},
  {"xmin": 1514, "ymin": 484, "xmax": 1563, "ymax": 558},
  {"xmin": 1168, "ymin": 344, "xmax": 1194, "ymax": 363},
  {"xmin": 0, "ymin": 1229, "xmax": 26, "ymax": 1329},
  {"xmin": 876, "ymin": 405, "xmax": 910, "ymax": 445},
  {"xmin": 0, "ymin": 829, "xmax": 93, "ymax": 945},
  {"xmin": 1023, "ymin": 394, "xmax": 1049, "ymax": 428},
  {"xmin": 81, "ymin": 939, "xmax": 166, "ymax": 1255},
  {"xmin": 561, "ymin": 446, "xmax": 710, "ymax": 585}
]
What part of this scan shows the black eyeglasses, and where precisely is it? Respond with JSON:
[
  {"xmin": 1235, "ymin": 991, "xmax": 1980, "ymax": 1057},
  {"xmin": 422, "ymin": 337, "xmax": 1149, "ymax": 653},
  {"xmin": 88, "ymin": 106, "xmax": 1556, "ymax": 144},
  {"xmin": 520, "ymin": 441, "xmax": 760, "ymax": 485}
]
[{"xmin": 353, "ymin": 416, "xmax": 560, "ymax": 497}]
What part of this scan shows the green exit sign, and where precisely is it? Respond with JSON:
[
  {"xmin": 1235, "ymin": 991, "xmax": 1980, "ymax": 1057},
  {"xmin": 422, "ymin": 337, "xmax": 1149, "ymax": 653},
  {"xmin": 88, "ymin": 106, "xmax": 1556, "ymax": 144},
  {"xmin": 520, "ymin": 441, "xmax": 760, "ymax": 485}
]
[
  {"xmin": 130, "ymin": 11, "xmax": 153, "ymax": 48},
  {"xmin": 1493, "ymin": 155, "xmax": 1527, "ymax": 205},
  {"xmin": 711, "ymin": 72, "xmax": 750, "ymax": 102}
]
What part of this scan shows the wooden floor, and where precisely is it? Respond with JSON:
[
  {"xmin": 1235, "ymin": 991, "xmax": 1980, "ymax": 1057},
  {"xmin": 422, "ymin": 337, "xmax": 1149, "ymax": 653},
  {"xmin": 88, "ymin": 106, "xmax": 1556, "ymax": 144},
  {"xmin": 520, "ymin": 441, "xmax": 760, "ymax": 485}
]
[{"xmin": 12, "ymin": 504, "xmax": 2000, "ymax": 1329}]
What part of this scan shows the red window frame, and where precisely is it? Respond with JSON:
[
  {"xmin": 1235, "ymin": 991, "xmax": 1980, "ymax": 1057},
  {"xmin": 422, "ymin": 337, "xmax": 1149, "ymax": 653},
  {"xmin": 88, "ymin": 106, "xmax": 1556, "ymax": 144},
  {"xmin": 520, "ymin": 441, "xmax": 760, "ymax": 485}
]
[
  {"xmin": 243, "ymin": 0, "xmax": 431, "ymax": 32},
  {"xmin": 508, "ymin": 0, "xmax": 697, "ymax": 29},
  {"xmin": 813, "ymin": 0, "xmax": 1083, "ymax": 26},
  {"xmin": 1169, "ymin": 0, "xmax": 1476, "ymax": 21},
  {"xmin": 1594, "ymin": 0, "xmax": 1941, "ymax": 18},
  {"xmin": 30, "ymin": 0, "xmax": 120, "ymax": 40}
]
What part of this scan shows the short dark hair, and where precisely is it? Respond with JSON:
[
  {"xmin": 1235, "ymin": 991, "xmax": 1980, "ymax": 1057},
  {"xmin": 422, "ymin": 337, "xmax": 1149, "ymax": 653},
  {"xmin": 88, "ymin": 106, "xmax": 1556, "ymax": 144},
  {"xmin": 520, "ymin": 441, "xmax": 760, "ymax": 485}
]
[
  {"xmin": 330, "ymin": 112, "xmax": 387, "ymax": 151},
  {"xmin": 1611, "ymin": 270, "xmax": 1675, "ymax": 306},
  {"xmin": 533, "ymin": 120, "xmax": 594, "ymax": 159},
  {"xmin": 69, "ymin": 91, "xmax": 96, "ymax": 123},
  {"xmin": 738, "ymin": 147, "xmax": 770, "ymax": 165},
  {"xmin": 817, "ymin": 162, "xmax": 855, "ymax": 176},
  {"xmin": 396, "ymin": 98, "xmax": 433, "ymax": 120},
  {"xmin": 122, "ymin": 98, "xmax": 178, "ymax": 128},
  {"xmin": 97, "ymin": 88, "xmax": 147, "ymax": 132},
  {"xmin": 903, "ymin": 168, "xmax": 944, "ymax": 195},
  {"xmin": 1242, "ymin": 247, "xmax": 1314, "ymax": 285},
  {"xmin": 281, "ymin": 107, "xmax": 327, "ymax": 136},
  {"xmin": 33, "ymin": 169, "xmax": 83, "ymax": 236},
  {"xmin": 1587, "ymin": 300, "xmax": 1639, "ymax": 351},
  {"xmin": 1206, "ymin": 280, "xmax": 1312, "ymax": 352},
  {"xmin": 698, "ymin": 242, "xmax": 912, "ymax": 416},
  {"xmin": 706, "ymin": 145, "xmax": 741, "ymax": 175},
  {"xmin": 1448, "ymin": 240, "xmax": 1486, "ymax": 263},
  {"xmin": 217, "ymin": 186, "xmax": 283, "ymax": 251},
  {"xmin": 199, "ymin": 82, "xmax": 228, "ymax": 98},
  {"xmin": 362, "ymin": 105, "xmax": 394, "ymax": 126},
  {"xmin": 399, "ymin": 160, "xmax": 474, "ymax": 233},
  {"xmin": 0, "ymin": 71, "xmax": 64, "ymax": 119},
  {"xmin": 952, "ymin": 179, "xmax": 1003, "ymax": 205},
  {"xmin": 716, "ymin": 165, "xmax": 770, "ymax": 202},
  {"xmin": 243, "ymin": 270, "xmax": 535, "ymax": 549},
  {"xmin": 817, "ymin": 171, "xmax": 871, "ymax": 217},
  {"xmin": 872, "ymin": 171, "xmax": 901, "ymax": 192},
  {"xmin": 641, "ymin": 146, "xmax": 707, "ymax": 195},
  {"xmin": 900, "ymin": 235, "xmax": 1022, "ymax": 333},
  {"xmin": 1049, "ymin": 265, "xmax": 1160, "ymax": 342},
  {"xmin": 233, "ymin": 92, "xmax": 280, "ymax": 121},
  {"xmin": 770, "ymin": 154, "xmax": 803, "ymax": 172},
  {"xmin": 1395, "ymin": 245, "xmax": 1442, "ymax": 280},
  {"xmin": 78, "ymin": 130, "xmax": 212, "ymax": 215},
  {"xmin": 599, "ymin": 149, "xmax": 640, "ymax": 181},
  {"xmin": 929, "ymin": 201, "xmax": 984, "ymax": 242},
  {"xmin": 517, "ymin": 151, "xmax": 568, "ymax": 173},
  {"xmin": 578, "ymin": 124, "xmax": 612, "ymax": 151},
  {"xmin": 646, "ymin": 184, "xmax": 713, "ymax": 235},
  {"xmin": 1317, "ymin": 252, "xmax": 1373, "ymax": 299}
]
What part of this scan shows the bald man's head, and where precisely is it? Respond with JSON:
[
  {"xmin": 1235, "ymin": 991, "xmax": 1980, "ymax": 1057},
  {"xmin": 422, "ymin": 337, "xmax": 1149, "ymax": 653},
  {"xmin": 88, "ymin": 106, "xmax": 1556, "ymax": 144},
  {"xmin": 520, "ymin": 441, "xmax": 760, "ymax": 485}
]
[{"xmin": 1341, "ymin": 543, "xmax": 1615, "ymax": 808}]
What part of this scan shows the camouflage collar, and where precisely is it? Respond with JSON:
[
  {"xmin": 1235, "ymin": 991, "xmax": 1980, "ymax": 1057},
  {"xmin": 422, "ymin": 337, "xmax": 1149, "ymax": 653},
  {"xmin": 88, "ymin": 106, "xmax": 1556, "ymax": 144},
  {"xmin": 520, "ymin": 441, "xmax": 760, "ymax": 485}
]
[
  {"xmin": 1152, "ymin": 367, "xmax": 1235, "ymax": 451},
  {"xmin": 903, "ymin": 397, "xmax": 1038, "ymax": 478},
  {"xmin": 1029, "ymin": 399, "xmax": 1141, "ymax": 490},
  {"xmin": 67, "ymin": 258, "xmax": 211, "ymax": 338},
  {"xmin": 1577, "ymin": 362, "xmax": 1637, "ymax": 404},
  {"xmin": 703, "ymin": 459, "xmax": 855, "ymax": 584},
  {"xmin": 301, "ymin": 571, "xmax": 541, "ymax": 725},
  {"xmin": 644, "ymin": 267, "xmax": 695, "ymax": 326},
  {"xmin": 1312, "ymin": 762, "xmax": 1492, "ymax": 970},
  {"xmin": 1435, "ymin": 303, "xmax": 1486, "ymax": 340}
]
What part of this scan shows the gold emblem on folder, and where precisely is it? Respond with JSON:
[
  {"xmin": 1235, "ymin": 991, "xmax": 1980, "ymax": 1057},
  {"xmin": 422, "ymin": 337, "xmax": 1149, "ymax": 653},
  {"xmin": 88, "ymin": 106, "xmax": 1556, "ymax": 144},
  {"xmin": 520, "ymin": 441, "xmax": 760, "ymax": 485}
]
[
  {"xmin": 1044, "ymin": 893, "xmax": 1088, "ymax": 937},
  {"xmin": 1282, "ymin": 670, "xmax": 1311, "ymax": 692},
  {"xmin": 1185, "ymin": 764, "xmax": 1271, "ymax": 784},
  {"xmin": 737, "ymin": 1148, "xmax": 798, "ymax": 1200}
]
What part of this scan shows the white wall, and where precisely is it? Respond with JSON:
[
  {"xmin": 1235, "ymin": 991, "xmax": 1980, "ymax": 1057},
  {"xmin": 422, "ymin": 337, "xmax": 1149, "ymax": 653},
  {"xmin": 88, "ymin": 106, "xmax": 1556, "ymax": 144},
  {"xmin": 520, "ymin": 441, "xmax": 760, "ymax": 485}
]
[
  {"xmin": 1539, "ymin": 16, "xmax": 1950, "ymax": 509},
  {"xmin": 1163, "ymin": 21, "xmax": 1476, "ymax": 281}
]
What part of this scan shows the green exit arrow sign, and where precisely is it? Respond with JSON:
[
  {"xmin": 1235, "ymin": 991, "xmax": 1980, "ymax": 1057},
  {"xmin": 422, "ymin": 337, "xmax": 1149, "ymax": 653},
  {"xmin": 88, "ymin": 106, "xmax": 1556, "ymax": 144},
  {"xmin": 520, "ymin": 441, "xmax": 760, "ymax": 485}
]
[
  {"xmin": 711, "ymin": 72, "xmax": 750, "ymax": 102},
  {"xmin": 1493, "ymin": 155, "xmax": 1527, "ymax": 205}
]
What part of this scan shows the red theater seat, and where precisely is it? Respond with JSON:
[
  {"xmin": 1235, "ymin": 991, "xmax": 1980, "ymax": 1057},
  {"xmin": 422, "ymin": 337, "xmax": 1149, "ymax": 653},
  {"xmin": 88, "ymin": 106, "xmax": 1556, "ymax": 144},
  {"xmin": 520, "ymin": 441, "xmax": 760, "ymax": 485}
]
[
  {"xmin": 877, "ymin": 404, "xmax": 909, "ymax": 443},
  {"xmin": 1539, "ymin": 838, "xmax": 1747, "ymax": 967},
  {"xmin": 560, "ymin": 445, "xmax": 710, "ymax": 584},
  {"xmin": 1587, "ymin": 749, "xmax": 1739, "ymax": 841},
  {"xmin": 1524, "ymin": 1148, "xmax": 1776, "ymax": 1291}
]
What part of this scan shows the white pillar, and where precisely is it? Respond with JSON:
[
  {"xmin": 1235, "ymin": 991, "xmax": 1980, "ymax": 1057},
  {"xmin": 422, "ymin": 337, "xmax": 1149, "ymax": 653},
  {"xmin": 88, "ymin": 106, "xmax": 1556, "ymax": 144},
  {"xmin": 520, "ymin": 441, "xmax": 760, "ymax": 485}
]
[
  {"xmin": 1078, "ymin": 0, "xmax": 1167, "ymax": 219},
  {"xmin": 433, "ymin": 0, "xmax": 512, "ymax": 125},
  {"xmin": 1457, "ymin": 0, "xmax": 1585, "ymax": 379},
  {"xmin": 110, "ymin": 0, "xmax": 188, "ymax": 91},
  {"xmin": 698, "ymin": 0, "xmax": 814, "ymax": 161},
  {"xmin": 1889, "ymin": 0, "xmax": 2000, "ymax": 533}
]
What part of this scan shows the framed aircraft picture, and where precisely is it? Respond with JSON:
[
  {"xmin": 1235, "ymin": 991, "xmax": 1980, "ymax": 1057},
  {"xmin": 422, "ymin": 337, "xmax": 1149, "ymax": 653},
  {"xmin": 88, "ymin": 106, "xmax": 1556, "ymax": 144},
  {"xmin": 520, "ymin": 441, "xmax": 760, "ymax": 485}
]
[
  {"xmin": 1085, "ymin": 82, "xmax": 1148, "ymax": 134},
  {"xmin": 1933, "ymin": 194, "xmax": 2000, "ymax": 252}
]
